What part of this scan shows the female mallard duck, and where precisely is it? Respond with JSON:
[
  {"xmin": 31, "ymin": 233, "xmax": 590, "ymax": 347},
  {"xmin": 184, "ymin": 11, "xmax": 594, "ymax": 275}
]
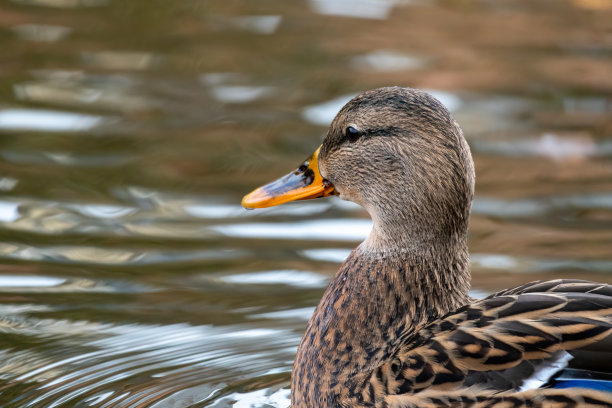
[{"xmin": 242, "ymin": 87, "xmax": 612, "ymax": 407}]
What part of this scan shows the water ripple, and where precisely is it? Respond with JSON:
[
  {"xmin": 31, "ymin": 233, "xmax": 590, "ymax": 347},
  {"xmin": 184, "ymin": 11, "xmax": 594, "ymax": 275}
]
[
  {"xmin": 218, "ymin": 270, "xmax": 329, "ymax": 289},
  {"xmin": 0, "ymin": 195, "xmax": 333, "ymax": 238},
  {"xmin": 472, "ymin": 133, "xmax": 612, "ymax": 160},
  {"xmin": 0, "ymin": 108, "xmax": 115, "ymax": 132},
  {"xmin": 0, "ymin": 274, "xmax": 151, "ymax": 294},
  {"xmin": 0, "ymin": 243, "xmax": 246, "ymax": 266},
  {"xmin": 0, "ymin": 320, "xmax": 297, "ymax": 408},
  {"xmin": 212, "ymin": 219, "xmax": 373, "ymax": 241},
  {"xmin": 212, "ymin": 388, "xmax": 290, "ymax": 408},
  {"xmin": 471, "ymin": 253, "xmax": 612, "ymax": 274}
]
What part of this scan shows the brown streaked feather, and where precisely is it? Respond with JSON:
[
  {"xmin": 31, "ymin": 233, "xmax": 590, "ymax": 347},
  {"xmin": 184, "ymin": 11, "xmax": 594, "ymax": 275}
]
[
  {"xmin": 487, "ymin": 279, "xmax": 612, "ymax": 298},
  {"xmin": 365, "ymin": 289, "xmax": 612, "ymax": 403},
  {"xmin": 385, "ymin": 388, "xmax": 612, "ymax": 408}
]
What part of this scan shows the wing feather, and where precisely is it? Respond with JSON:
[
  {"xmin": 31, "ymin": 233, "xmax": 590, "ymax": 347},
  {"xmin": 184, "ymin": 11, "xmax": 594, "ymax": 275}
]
[
  {"xmin": 361, "ymin": 280, "xmax": 612, "ymax": 407},
  {"xmin": 385, "ymin": 388, "xmax": 612, "ymax": 408}
]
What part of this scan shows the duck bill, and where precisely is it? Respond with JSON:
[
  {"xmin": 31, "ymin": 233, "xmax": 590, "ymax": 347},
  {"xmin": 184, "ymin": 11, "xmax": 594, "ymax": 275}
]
[{"xmin": 242, "ymin": 145, "xmax": 336, "ymax": 209}]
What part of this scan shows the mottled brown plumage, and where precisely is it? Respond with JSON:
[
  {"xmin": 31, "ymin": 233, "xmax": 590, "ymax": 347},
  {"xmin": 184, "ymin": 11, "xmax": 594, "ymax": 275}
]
[{"xmin": 246, "ymin": 87, "xmax": 612, "ymax": 407}]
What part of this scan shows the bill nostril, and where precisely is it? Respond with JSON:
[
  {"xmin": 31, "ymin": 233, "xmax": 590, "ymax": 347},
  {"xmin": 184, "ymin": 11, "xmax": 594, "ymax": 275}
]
[{"xmin": 303, "ymin": 169, "xmax": 315, "ymax": 185}]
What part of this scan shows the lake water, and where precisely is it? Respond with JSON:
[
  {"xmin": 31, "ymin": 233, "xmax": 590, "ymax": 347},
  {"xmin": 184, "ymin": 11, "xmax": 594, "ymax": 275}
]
[{"xmin": 0, "ymin": 0, "xmax": 611, "ymax": 406}]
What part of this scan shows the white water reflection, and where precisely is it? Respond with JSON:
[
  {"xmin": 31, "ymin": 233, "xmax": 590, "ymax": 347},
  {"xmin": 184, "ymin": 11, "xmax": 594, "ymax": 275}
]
[
  {"xmin": 0, "ymin": 274, "xmax": 147, "ymax": 294},
  {"xmin": 472, "ymin": 133, "xmax": 610, "ymax": 161},
  {"xmin": 350, "ymin": 51, "xmax": 427, "ymax": 72},
  {"xmin": 473, "ymin": 193, "xmax": 612, "ymax": 218},
  {"xmin": 0, "ymin": 202, "xmax": 19, "ymax": 222},
  {"xmin": 471, "ymin": 253, "xmax": 612, "ymax": 274},
  {"xmin": 199, "ymin": 73, "xmax": 244, "ymax": 86},
  {"xmin": 200, "ymin": 72, "xmax": 274, "ymax": 104},
  {"xmin": 472, "ymin": 197, "xmax": 548, "ymax": 217},
  {"xmin": 231, "ymin": 15, "xmax": 283, "ymax": 35},
  {"xmin": 0, "ymin": 108, "xmax": 110, "ymax": 132},
  {"xmin": 68, "ymin": 204, "xmax": 137, "ymax": 219},
  {"xmin": 522, "ymin": 133, "xmax": 598, "ymax": 161},
  {"xmin": 250, "ymin": 307, "xmax": 316, "ymax": 321},
  {"xmin": 0, "ymin": 275, "xmax": 65, "ymax": 288},
  {"xmin": 309, "ymin": 0, "xmax": 398, "ymax": 19},
  {"xmin": 300, "ymin": 248, "xmax": 352, "ymax": 263},
  {"xmin": 469, "ymin": 289, "xmax": 489, "ymax": 299},
  {"xmin": 210, "ymin": 86, "xmax": 274, "ymax": 104},
  {"xmin": 219, "ymin": 270, "xmax": 329, "ymax": 289},
  {"xmin": 212, "ymin": 219, "xmax": 373, "ymax": 241},
  {"xmin": 471, "ymin": 254, "xmax": 518, "ymax": 270},
  {"xmin": 147, "ymin": 384, "xmax": 221, "ymax": 408},
  {"xmin": 0, "ymin": 243, "xmax": 246, "ymax": 266},
  {"xmin": 214, "ymin": 388, "xmax": 290, "ymax": 408},
  {"xmin": 12, "ymin": 24, "xmax": 72, "ymax": 42}
]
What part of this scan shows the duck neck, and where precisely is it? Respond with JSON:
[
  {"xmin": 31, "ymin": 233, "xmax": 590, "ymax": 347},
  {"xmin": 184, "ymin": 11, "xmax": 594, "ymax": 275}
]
[
  {"xmin": 356, "ymin": 231, "xmax": 472, "ymax": 326},
  {"xmin": 291, "ymin": 233, "xmax": 471, "ymax": 407}
]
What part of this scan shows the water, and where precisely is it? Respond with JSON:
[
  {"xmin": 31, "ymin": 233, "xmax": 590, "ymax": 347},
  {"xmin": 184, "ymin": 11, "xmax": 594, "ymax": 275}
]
[{"xmin": 1, "ymin": 0, "xmax": 611, "ymax": 406}]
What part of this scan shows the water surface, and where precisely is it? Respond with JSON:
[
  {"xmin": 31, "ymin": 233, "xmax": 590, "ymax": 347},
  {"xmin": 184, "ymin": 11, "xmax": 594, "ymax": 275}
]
[{"xmin": 0, "ymin": 0, "xmax": 611, "ymax": 406}]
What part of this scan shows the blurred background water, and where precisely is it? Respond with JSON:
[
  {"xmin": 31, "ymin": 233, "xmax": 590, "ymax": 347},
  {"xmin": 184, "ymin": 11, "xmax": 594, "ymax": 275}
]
[{"xmin": 0, "ymin": 0, "xmax": 611, "ymax": 407}]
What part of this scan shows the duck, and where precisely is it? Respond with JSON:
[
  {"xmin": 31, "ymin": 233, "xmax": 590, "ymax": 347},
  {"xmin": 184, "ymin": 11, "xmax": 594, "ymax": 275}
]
[{"xmin": 241, "ymin": 87, "xmax": 612, "ymax": 408}]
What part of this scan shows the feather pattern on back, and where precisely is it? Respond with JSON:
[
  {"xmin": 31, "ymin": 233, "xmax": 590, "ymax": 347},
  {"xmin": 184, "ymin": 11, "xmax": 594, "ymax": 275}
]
[{"xmin": 361, "ymin": 280, "xmax": 612, "ymax": 407}]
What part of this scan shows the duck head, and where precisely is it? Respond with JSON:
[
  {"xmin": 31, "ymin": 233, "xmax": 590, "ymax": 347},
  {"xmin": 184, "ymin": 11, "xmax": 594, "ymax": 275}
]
[{"xmin": 243, "ymin": 87, "xmax": 475, "ymax": 253}]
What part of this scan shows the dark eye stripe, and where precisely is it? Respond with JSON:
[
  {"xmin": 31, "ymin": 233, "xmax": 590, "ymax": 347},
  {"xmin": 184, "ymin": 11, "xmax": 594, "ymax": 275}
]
[
  {"xmin": 343, "ymin": 126, "xmax": 402, "ymax": 144},
  {"xmin": 364, "ymin": 126, "xmax": 402, "ymax": 137}
]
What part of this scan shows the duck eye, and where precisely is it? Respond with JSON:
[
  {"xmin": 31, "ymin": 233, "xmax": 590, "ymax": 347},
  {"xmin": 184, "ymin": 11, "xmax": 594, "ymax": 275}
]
[{"xmin": 346, "ymin": 126, "xmax": 361, "ymax": 143}]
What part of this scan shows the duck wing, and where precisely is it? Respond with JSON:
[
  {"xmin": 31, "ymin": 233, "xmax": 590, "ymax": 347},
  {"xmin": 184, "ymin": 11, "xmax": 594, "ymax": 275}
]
[
  {"xmin": 486, "ymin": 278, "xmax": 612, "ymax": 299},
  {"xmin": 383, "ymin": 388, "xmax": 612, "ymax": 407},
  {"xmin": 363, "ymin": 280, "xmax": 612, "ymax": 407}
]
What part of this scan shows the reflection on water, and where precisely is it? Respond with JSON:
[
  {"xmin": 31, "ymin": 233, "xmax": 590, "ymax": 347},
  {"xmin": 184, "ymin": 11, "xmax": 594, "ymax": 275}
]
[
  {"xmin": 0, "ymin": 0, "xmax": 611, "ymax": 406},
  {"xmin": 309, "ymin": 0, "xmax": 398, "ymax": 19},
  {"xmin": 350, "ymin": 51, "xmax": 428, "ymax": 72},
  {"xmin": 7, "ymin": 322, "xmax": 296, "ymax": 407},
  {"xmin": 230, "ymin": 15, "xmax": 283, "ymax": 35},
  {"xmin": 212, "ymin": 219, "xmax": 373, "ymax": 241},
  {"xmin": 12, "ymin": 24, "xmax": 72, "ymax": 42},
  {"xmin": 218, "ymin": 270, "xmax": 329, "ymax": 289},
  {"xmin": 0, "ymin": 109, "xmax": 111, "ymax": 132},
  {"xmin": 472, "ymin": 133, "xmax": 612, "ymax": 161}
]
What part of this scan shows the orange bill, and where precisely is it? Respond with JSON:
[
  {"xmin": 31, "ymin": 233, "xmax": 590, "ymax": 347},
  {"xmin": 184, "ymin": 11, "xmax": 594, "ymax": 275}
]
[{"xmin": 242, "ymin": 145, "xmax": 336, "ymax": 209}]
